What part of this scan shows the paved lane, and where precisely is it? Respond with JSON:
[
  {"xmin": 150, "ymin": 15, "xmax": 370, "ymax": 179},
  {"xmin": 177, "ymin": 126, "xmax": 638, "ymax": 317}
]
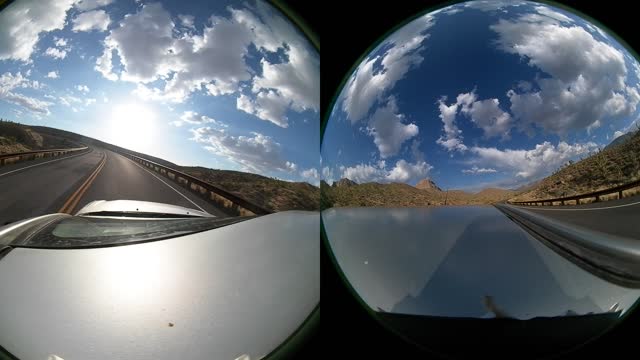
[
  {"xmin": 72, "ymin": 149, "xmax": 227, "ymax": 217},
  {"xmin": 511, "ymin": 195, "xmax": 640, "ymax": 239},
  {"xmin": 0, "ymin": 147, "xmax": 229, "ymax": 225},
  {"xmin": 0, "ymin": 148, "xmax": 102, "ymax": 225}
]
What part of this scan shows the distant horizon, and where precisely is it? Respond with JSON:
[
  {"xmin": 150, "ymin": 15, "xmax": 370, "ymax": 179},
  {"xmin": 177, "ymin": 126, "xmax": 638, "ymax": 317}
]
[
  {"xmin": 321, "ymin": 175, "xmax": 526, "ymax": 193},
  {"xmin": 1, "ymin": 118, "xmax": 320, "ymax": 186}
]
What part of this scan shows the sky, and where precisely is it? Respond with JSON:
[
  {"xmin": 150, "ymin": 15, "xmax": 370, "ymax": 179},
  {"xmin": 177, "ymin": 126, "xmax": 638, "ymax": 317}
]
[
  {"xmin": 321, "ymin": 0, "xmax": 640, "ymax": 191},
  {"xmin": 0, "ymin": 0, "xmax": 320, "ymax": 184}
]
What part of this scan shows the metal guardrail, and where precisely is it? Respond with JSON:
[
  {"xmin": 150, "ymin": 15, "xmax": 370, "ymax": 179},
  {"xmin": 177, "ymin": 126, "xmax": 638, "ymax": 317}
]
[
  {"xmin": 495, "ymin": 203, "xmax": 640, "ymax": 288},
  {"xmin": 508, "ymin": 178, "xmax": 640, "ymax": 206},
  {"xmin": 0, "ymin": 146, "xmax": 88, "ymax": 166},
  {"xmin": 121, "ymin": 153, "xmax": 272, "ymax": 217}
]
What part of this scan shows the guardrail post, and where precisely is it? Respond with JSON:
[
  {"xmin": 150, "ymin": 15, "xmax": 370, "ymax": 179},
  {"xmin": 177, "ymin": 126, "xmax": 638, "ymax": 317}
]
[{"xmin": 619, "ymin": 190, "xmax": 623, "ymax": 199}]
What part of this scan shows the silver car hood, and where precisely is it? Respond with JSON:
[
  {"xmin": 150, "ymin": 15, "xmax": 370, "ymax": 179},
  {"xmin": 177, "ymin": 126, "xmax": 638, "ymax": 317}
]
[
  {"xmin": 75, "ymin": 200, "xmax": 214, "ymax": 218},
  {"xmin": 0, "ymin": 211, "xmax": 319, "ymax": 360}
]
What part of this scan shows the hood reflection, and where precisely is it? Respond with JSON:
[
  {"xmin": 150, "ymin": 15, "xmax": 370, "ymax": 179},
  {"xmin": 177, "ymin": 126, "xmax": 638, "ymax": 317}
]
[{"xmin": 323, "ymin": 207, "xmax": 640, "ymax": 320}]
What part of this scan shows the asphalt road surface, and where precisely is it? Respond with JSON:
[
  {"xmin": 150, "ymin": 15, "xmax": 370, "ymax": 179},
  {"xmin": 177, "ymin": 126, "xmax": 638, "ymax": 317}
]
[
  {"xmin": 510, "ymin": 195, "xmax": 640, "ymax": 239},
  {"xmin": 0, "ymin": 147, "xmax": 227, "ymax": 225}
]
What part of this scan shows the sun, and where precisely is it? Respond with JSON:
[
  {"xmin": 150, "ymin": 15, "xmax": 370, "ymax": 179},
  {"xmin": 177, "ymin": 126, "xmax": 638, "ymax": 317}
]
[{"xmin": 107, "ymin": 103, "xmax": 157, "ymax": 152}]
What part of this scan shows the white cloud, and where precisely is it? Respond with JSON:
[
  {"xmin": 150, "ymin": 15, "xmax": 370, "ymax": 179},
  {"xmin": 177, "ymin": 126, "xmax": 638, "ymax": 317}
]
[
  {"xmin": 95, "ymin": 46, "xmax": 118, "ymax": 81},
  {"xmin": 340, "ymin": 13, "xmax": 435, "ymax": 123},
  {"xmin": 435, "ymin": 97, "xmax": 467, "ymax": 153},
  {"xmin": 236, "ymin": 93, "xmax": 255, "ymax": 115},
  {"xmin": 582, "ymin": 21, "xmax": 608, "ymax": 39},
  {"xmin": 470, "ymin": 141, "xmax": 598, "ymax": 179},
  {"xmin": 46, "ymin": 71, "xmax": 59, "ymax": 79},
  {"xmin": 385, "ymin": 159, "xmax": 432, "ymax": 183},
  {"xmin": 44, "ymin": 47, "xmax": 67, "ymax": 59},
  {"xmin": 54, "ymin": 37, "xmax": 68, "ymax": 47},
  {"xmin": 235, "ymin": 90, "xmax": 291, "ymax": 128},
  {"xmin": 366, "ymin": 98, "xmax": 419, "ymax": 158},
  {"xmin": 462, "ymin": 166, "xmax": 498, "ymax": 174},
  {"xmin": 0, "ymin": 0, "xmax": 75, "ymax": 62},
  {"xmin": 533, "ymin": 5, "xmax": 573, "ymax": 23},
  {"xmin": 59, "ymin": 95, "xmax": 83, "ymax": 107},
  {"xmin": 586, "ymin": 119, "xmax": 601, "ymax": 135},
  {"xmin": 613, "ymin": 130, "xmax": 624, "ymax": 140},
  {"xmin": 98, "ymin": 0, "xmax": 318, "ymax": 129},
  {"xmin": 85, "ymin": 98, "xmax": 97, "ymax": 106},
  {"xmin": 341, "ymin": 163, "xmax": 385, "ymax": 184},
  {"xmin": 463, "ymin": 0, "xmax": 526, "ymax": 12},
  {"xmin": 630, "ymin": 57, "xmax": 640, "ymax": 80},
  {"xmin": 232, "ymin": 2, "xmax": 319, "ymax": 126},
  {"xmin": 442, "ymin": 7, "xmax": 463, "ymax": 15},
  {"xmin": 190, "ymin": 127, "xmax": 295, "ymax": 174},
  {"xmin": 76, "ymin": 85, "xmax": 90, "ymax": 92},
  {"xmin": 491, "ymin": 15, "xmax": 638, "ymax": 135},
  {"xmin": 301, "ymin": 168, "xmax": 319, "ymax": 185},
  {"xmin": 458, "ymin": 92, "xmax": 512, "ymax": 139},
  {"xmin": 321, "ymin": 166, "xmax": 335, "ymax": 184},
  {"xmin": 75, "ymin": 0, "xmax": 114, "ymax": 11},
  {"xmin": 341, "ymin": 159, "xmax": 432, "ymax": 184},
  {"xmin": 0, "ymin": 72, "xmax": 52, "ymax": 114},
  {"xmin": 178, "ymin": 14, "xmax": 195, "ymax": 29},
  {"xmin": 171, "ymin": 110, "xmax": 225, "ymax": 127},
  {"xmin": 72, "ymin": 9, "xmax": 111, "ymax": 32},
  {"xmin": 285, "ymin": 162, "xmax": 297, "ymax": 172}
]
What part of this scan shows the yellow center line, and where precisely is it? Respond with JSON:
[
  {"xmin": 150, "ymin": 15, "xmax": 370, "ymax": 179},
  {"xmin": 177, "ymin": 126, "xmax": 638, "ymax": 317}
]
[{"xmin": 58, "ymin": 151, "xmax": 108, "ymax": 214}]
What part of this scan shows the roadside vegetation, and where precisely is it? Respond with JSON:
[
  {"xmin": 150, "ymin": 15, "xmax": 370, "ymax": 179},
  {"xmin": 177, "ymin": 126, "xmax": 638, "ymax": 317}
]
[{"xmin": 510, "ymin": 128, "xmax": 640, "ymax": 203}]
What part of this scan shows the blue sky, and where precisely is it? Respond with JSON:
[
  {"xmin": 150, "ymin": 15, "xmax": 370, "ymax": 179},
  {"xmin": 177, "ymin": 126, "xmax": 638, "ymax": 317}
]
[
  {"xmin": 0, "ymin": 0, "xmax": 320, "ymax": 184},
  {"xmin": 322, "ymin": 0, "xmax": 640, "ymax": 191}
]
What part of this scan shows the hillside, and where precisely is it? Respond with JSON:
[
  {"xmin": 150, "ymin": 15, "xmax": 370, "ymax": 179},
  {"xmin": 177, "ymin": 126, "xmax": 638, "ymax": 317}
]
[
  {"xmin": 511, "ymin": 130, "xmax": 640, "ymax": 202},
  {"xmin": 2, "ymin": 121, "xmax": 318, "ymax": 212},
  {"xmin": 0, "ymin": 120, "xmax": 79, "ymax": 154},
  {"xmin": 606, "ymin": 130, "xmax": 636, "ymax": 149},
  {"xmin": 415, "ymin": 178, "xmax": 441, "ymax": 191},
  {"xmin": 321, "ymin": 178, "xmax": 515, "ymax": 209},
  {"xmin": 182, "ymin": 166, "xmax": 319, "ymax": 212}
]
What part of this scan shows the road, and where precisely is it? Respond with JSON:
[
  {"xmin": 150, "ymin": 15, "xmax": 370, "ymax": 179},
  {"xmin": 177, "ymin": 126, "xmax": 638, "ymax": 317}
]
[
  {"xmin": 509, "ymin": 195, "xmax": 640, "ymax": 239},
  {"xmin": 0, "ymin": 147, "xmax": 227, "ymax": 225}
]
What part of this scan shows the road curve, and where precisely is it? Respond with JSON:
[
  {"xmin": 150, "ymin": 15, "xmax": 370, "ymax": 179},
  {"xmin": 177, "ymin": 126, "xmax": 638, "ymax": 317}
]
[
  {"xmin": 0, "ymin": 147, "xmax": 228, "ymax": 225},
  {"xmin": 0, "ymin": 148, "xmax": 102, "ymax": 225},
  {"xmin": 510, "ymin": 195, "xmax": 640, "ymax": 239},
  {"xmin": 74, "ymin": 149, "xmax": 227, "ymax": 217}
]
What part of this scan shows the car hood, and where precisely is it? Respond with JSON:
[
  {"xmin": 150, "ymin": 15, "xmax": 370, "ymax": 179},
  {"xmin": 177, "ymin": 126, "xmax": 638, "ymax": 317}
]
[
  {"xmin": 322, "ymin": 207, "xmax": 640, "ymax": 319},
  {"xmin": 0, "ymin": 211, "xmax": 319, "ymax": 360},
  {"xmin": 75, "ymin": 199, "xmax": 214, "ymax": 218}
]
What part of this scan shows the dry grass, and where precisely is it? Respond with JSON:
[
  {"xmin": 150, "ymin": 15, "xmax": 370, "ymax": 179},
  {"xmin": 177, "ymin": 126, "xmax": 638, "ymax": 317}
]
[
  {"xmin": 0, "ymin": 121, "xmax": 79, "ymax": 155},
  {"xmin": 511, "ymin": 131, "xmax": 640, "ymax": 203},
  {"xmin": 179, "ymin": 167, "xmax": 319, "ymax": 212},
  {"xmin": 321, "ymin": 181, "xmax": 515, "ymax": 209}
]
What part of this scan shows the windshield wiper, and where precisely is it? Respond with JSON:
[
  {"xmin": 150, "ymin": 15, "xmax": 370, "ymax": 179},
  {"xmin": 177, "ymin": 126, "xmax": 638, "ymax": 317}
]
[{"xmin": 79, "ymin": 211, "xmax": 205, "ymax": 219}]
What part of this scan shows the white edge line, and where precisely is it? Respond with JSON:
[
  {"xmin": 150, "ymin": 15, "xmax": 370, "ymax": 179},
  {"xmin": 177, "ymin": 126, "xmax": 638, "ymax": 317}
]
[
  {"xmin": 512, "ymin": 200, "xmax": 640, "ymax": 211},
  {"xmin": 0, "ymin": 149, "xmax": 92, "ymax": 177},
  {"xmin": 122, "ymin": 154, "xmax": 208, "ymax": 213}
]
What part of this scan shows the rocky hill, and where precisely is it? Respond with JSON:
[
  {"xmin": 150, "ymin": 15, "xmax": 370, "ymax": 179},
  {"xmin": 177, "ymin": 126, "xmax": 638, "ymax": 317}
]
[
  {"xmin": 511, "ymin": 130, "xmax": 640, "ymax": 202},
  {"xmin": 415, "ymin": 178, "xmax": 441, "ymax": 191},
  {"xmin": 320, "ymin": 177, "xmax": 515, "ymax": 209},
  {"xmin": 0, "ymin": 120, "xmax": 79, "ymax": 154},
  {"xmin": 182, "ymin": 166, "xmax": 318, "ymax": 212}
]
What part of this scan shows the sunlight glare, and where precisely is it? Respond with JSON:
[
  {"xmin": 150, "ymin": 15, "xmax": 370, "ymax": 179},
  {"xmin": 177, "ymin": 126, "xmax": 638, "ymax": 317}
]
[{"xmin": 108, "ymin": 103, "xmax": 157, "ymax": 152}]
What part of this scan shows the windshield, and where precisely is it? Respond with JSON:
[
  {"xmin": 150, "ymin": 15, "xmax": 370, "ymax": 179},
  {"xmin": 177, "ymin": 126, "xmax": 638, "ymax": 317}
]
[{"xmin": 9, "ymin": 215, "xmax": 254, "ymax": 248}]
